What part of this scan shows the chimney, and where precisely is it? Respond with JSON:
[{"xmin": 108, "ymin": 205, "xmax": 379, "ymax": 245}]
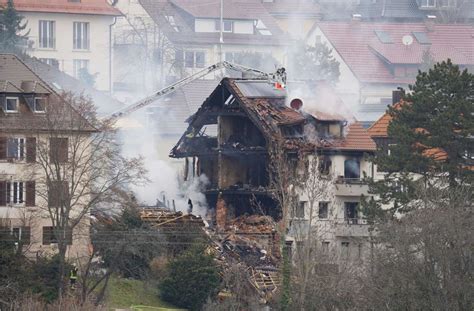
[
  {"xmin": 392, "ymin": 88, "xmax": 405, "ymax": 105},
  {"xmin": 425, "ymin": 15, "xmax": 436, "ymax": 32}
]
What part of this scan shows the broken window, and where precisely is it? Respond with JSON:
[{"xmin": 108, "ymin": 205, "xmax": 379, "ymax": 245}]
[
  {"xmin": 344, "ymin": 202, "xmax": 359, "ymax": 224},
  {"xmin": 281, "ymin": 125, "xmax": 303, "ymax": 137},
  {"xmin": 344, "ymin": 159, "xmax": 360, "ymax": 180},
  {"xmin": 318, "ymin": 202, "xmax": 329, "ymax": 219}
]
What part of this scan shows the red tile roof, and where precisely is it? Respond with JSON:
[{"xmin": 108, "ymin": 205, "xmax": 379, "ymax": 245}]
[
  {"xmin": 334, "ymin": 122, "xmax": 376, "ymax": 152},
  {"xmin": 367, "ymin": 102, "xmax": 404, "ymax": 137},
  {"xmin": 1, "ymin": 0, "xmax": 121, "ymax": 16},
  {"xmin": 317, "ymin": 22, "xmax": 474, "ymax": 84}
]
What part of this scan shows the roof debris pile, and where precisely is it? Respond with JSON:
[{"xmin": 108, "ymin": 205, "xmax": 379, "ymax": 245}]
[{"xmin": 211, "ymin": 214, "xmax": 282, "ymax": 302}]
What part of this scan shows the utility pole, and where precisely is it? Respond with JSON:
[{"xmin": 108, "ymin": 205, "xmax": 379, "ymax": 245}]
[{"xmin": 219, "ymin": 0, "xmax": 223, "ymax": 62}]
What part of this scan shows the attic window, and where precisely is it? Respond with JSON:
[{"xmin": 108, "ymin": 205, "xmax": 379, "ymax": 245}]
[
  {"xmin": 255, "ymin": 20, "xmax": 272, "ymax": 36},
  {"xmin": 412, "ymin": 32, "xmax": 431, "ymax": 44},
  {"xmin": 6, "ymin": 97, "xmax": 18, "ymax": 112},
  {"xmin": 165, "ymin": 15, "xmax": 179, "ymax": 32},
  {"xmin": 374, "ymin": 30, "xmax": 393, "ymax": 44}
]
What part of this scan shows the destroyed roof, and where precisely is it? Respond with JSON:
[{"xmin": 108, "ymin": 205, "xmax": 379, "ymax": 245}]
[
  {"xmin": 314, "ymin": 22, "xmax": 474, "ymax": 84},
  {"xmin": 0, "ymin": 0, "xmax": 122, "ymax": 16},
  {"xmin": 139, "ymin": 0, "xmax": 286, "ymax": 46},
  {"xmin": 171, "ymin": 77, "xmax": 376, "ymax": 156}
]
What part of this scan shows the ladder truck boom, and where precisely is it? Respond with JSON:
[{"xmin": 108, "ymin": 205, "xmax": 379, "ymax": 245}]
[{"xmin": 107, "ymin": 61, "xmax": 286, "ymax": 122}]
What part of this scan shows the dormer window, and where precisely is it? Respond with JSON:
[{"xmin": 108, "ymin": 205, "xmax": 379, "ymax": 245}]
[
  {"xmin": 6, "ymin": 97, "xmax": 18, "ymax": 112},
  {"xmin": 215, "ymin": 20, "xmax": 233, "ymax": 33},
  {"xmin": 34, "ymin": 97, "xmax": 46, "ymax": 113}
]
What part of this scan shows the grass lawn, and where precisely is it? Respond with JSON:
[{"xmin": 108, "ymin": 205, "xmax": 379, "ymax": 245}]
[{"xmin": 106, "ymin": 276, "xmax": 184, "ymax": 310}]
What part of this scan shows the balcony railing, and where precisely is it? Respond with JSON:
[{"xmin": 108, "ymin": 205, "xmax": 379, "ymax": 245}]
[{"xmin": 335, "ymin": 218, "xmax": 370, "ymax": 237}]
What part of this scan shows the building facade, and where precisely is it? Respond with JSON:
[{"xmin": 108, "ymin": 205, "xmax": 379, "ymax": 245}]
[
  {"xmin": 2, "ymin": 0, "xmax": 122, "ymax": 91},
  {"xmin": 0, "ymin": 54, "xmax": 93, "ymax": 260}
]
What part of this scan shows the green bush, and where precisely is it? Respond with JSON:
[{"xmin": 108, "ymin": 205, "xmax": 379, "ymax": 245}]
[{"xmin": 159, "ymin": 245, "xmax": 220, "ymax": 311}]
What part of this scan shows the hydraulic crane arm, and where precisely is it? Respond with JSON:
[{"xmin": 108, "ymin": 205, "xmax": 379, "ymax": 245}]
[{"xmin": 107, "ymin": 61, "xmax": 286, "ymax": 122}]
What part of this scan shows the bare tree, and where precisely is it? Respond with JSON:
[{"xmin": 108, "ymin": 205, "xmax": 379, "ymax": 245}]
[
  {"xmin": 362, "ymin": 180, "xmax": 473, "ymax": 310},
  {"xmin": 28, "ymin": 93, "xmax": 147, "ymax": 297}
]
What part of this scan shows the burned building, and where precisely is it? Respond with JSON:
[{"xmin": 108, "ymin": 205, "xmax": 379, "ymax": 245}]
[{"xmin": 170, "ymin": 77, "xmax": 377, "ymax": 262}]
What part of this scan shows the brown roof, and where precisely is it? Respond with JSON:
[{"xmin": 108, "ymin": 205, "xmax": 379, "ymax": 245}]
[
  {"xmin": 0, "ymin": 54, "xmax": 95, "ymax": 132},
  {"xmin": 0, "ymin": 0, "xmax": 122, "ymax": 16}
]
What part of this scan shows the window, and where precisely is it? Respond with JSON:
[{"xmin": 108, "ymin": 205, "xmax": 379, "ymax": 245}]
[
  {"xmin": 7, "ymin": 137, "xmax": 25, "ymax": 160},
  {"xmin": 38, "ymin": 20, "xmax": 55, "ymax": 49},
  {"xmin": 6, "ymin": 182, "xmax": 25, "ymax": 205},
  {"xmin": 374, "ymin": 30, "xmax": 393, "ymax": 44},
  {"xmin": 5, "ymin": 97, "xmax": 18, "ymax": 112},
  {"xmin": 49, "ymin": 138, "xmax": 68, "ymax": 163},
  {"xmin": 420, "ymin": 0, "xmax": 436, "ymax": 7},
  {"xmin": 341, "ymin": 242, "xmax": 350, "ymax": 258},
  {"xmin": 344, "ymin": 202, "xmax": 359, "ymax": 224},
  {"xmin": 322, "ymin": 241, "xmax": 330, "ymax": 253},
  {"xmin": 39, "ymin": 58, "xmax": 59, "ymax": 69},
  {"xmin": 344, "ymin": 159, "xmax": 360, "ymax": 180},
  {"xmin": 73, "ymin": 59, "xmax": 89, "ymax": 78},
  {"xmin": 12, "ymin": 227, "xmax": 31, "ymax": 244},
  {"xmin": 318, "ymin": 202, "xmax": 329, "ymax": 219},
  {"xmin": 293, "ymin": 201, "xmax": 306, "ymax": 219},
  {"xmin": 319, "ymin": 156, "xmax": 331, "ymax": 175},
  {"xmin": 182, "ymin": 51, "xmax": 206, "ymax": 68},
  {"xmin": 412, "ymin": 32, "xmax": 431, "ymax": 44},
  {"xmin": 34, "ymin": 98, "xmax": 46, "ymax": 112},
  {"xmin": 215, "ymin": 20, "xmax": 233, "ymax": 32},
  {"xmin": 42, "ymin": 226, "xmax": 72, "ymax": 245},
  {"xmin": 441, "ymin": 0, "xmax": 456, "ymax": 7},
  {"xmin": 48, "ymin": 181, "xmax": 68, "ymax": 207},
  {"xmin": 73, "ymin": 22, "xmax": 90, "ymax": 50},
  {"xmin": 195, "ymin": 52, "xmax": 205, "ymax": 68}
]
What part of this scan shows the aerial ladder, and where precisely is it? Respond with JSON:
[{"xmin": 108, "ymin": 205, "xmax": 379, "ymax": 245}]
[{"xmin": 106, "ymin": 61, "xmax": 286, "ymax": 122}]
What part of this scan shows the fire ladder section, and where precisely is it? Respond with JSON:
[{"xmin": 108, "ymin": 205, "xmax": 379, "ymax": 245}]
[
  {"xmin": 107, "ymin": 61, "xmax": 286, "ymax": 122},
  {"xmin": 114, "ymin": 63, "xmax": 285, "ymax": 299}
]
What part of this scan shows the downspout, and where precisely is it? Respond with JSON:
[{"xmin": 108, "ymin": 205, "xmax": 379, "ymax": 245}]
[{"xmin": 109, "ymin": 16, "xmax": 117, "ymax": 94}]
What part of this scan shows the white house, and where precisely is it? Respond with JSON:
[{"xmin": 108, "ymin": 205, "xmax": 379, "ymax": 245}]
[{"xmin": 3, "ymin": 0, "xmax": 122, "ymax": 91}]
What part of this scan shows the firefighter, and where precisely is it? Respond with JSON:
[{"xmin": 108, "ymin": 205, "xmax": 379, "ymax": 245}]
[{"xmin": 70, "ymin": 264, "xmax": 78, "ymax": 289}]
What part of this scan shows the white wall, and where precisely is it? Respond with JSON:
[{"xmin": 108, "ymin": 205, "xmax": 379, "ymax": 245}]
[
  {"xmin": 233, "ymin": 20, "xmax": 254, "ymax": 34},
  {"xmin": 195, "ymin": 19, "xmax": 216, "ymax": 32},
  {"xmin": 21, "ymin": 12, "xmax": 115, "ymax": 91}
]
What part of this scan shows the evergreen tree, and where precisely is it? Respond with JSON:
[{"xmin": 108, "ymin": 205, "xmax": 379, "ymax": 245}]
[
  {"xmin": 160, "ymin": 245, "xmax": 220, "ymax": 311},
  {"xmin": 289, "ymin": 40, "xmax": 340, "ymax": 84},
  {"xmin": 366, "ymin": 59, "xmax": 474, "ymax": 216},
  {"xmin": 0, "ymin": 0, "xmax": 29, "ymax": 53}
]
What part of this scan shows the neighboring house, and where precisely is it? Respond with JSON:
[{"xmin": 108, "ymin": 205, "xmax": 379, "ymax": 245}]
[
  {"xmin": 0, "ymin": 53, "xmax": 94, "ymax": 259},
  {"xmin": 139, "ymin": 0, "xmax": 289, "ymax": 81},
  {"xmin": 1, "ymin": 0, "xmax": 122, "ymax": 91},
  {"xmin": 169, "ymin": 77, "xmax": 376, "ymax": 263},
  {"xmin": 306, "ymin": 21, "xmax": 474, "ymax": 121},
  {"xmin": 261, "ymin": 0, "xmax": 321, "ymax": 39},
  {"xmin": 320, "ymin": 0, "xmax": 474, "ymax": 23}
]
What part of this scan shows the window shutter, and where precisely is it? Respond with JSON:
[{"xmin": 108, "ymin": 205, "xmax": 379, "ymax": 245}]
[
  {"xmin": 0, "ymin": 181, "xmax": 6, "ymax": 206},
  {"xmin": 26, "ymin": 137, "xmax": 36, "ymax": 163},
  {"xmin": 26, "ymin": 181, "xmax": 35, "ymax": 207},
  {"xmin": 0, "ymin": 137, "xmax": 6, "ymax": 160},
  {"xmin": 50, "ymin": 138, "xmax": 68, "ymax": 163}
]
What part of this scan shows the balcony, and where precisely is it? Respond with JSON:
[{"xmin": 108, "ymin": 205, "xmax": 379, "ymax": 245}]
[
  {"xmin": 335, "ymin": 218, "xmax": 370, "ymax": 237},
  {"xmin": 335, "ymin": 177, "xmax": 369, "ymax": 196}
]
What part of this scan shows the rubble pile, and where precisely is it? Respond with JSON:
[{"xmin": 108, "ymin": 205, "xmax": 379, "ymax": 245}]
[{"xmin": 209, "ymin": 214, "xmax": 282, "ymax": 302}]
